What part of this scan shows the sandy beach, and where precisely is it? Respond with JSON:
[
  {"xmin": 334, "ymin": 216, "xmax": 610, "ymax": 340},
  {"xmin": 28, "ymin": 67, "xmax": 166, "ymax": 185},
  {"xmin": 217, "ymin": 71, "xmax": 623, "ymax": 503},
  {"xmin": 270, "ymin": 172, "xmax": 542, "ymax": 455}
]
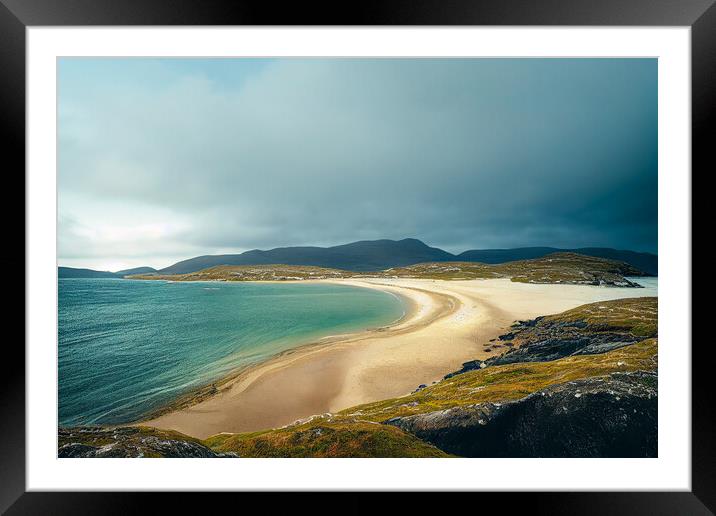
[{"xmin": 141, "ymin": 278, "xmax": 656, "ymax": 439}]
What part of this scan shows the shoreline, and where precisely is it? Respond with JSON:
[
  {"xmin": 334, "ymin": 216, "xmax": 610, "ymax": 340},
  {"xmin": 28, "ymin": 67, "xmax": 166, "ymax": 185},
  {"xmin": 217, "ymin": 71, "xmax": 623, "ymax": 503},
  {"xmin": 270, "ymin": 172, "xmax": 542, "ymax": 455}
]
[
  {"xmin": 136, "ymin": 280, "xmax": 420, "ymax": 423},
  {"xmin": 139, "ymin": 278, "xmax": 657, "ymax": 439},
  {"xmin": 139, "ymin": 279, "xmax": 461, "ymax": 437}
]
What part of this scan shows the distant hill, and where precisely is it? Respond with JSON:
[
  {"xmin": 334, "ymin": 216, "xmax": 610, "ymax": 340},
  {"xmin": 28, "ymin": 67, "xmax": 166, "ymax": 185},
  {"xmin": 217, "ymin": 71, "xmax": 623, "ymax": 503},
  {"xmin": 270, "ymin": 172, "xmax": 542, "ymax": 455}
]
[
  {"xmin": 458, "ymin": 247, "xmax": 657, "ymax": 275},
  {"xmin": 158, "ymin": 238, "xmax": 454, "ymax": 275},
  {"xmin": 58, "ymin": 266, "xmax": 157, "ymax": 279},
  {"xmin": 58, "ymin": 266, "xmax": 118, "ymax": 279}
]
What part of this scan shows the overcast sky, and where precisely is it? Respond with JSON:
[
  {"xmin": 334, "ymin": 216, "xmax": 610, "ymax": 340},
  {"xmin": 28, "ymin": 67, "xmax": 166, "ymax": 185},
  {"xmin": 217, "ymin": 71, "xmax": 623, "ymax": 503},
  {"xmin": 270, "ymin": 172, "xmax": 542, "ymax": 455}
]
[{"xmin": 58, "ymin": 58, "xmax": 657, "ymax": 271}]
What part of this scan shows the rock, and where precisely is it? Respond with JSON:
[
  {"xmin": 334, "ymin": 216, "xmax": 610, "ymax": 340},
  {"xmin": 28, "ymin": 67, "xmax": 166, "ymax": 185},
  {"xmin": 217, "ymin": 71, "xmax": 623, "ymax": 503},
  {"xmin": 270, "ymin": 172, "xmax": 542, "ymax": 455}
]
[
  {"xmin": 57, "ymin": 426, "xmax": 235, "ymax": 458},
  {"xmin": 572, "ymin": 341, "xmax": 637, "ymax": 355},
  {"xmin": 444, "ymin": 359, "xmax": 484, "ymax": 379},
  {"xmin": 386, "ymin": 371, "xmax": 657, "ymax": 458},
  {"xmin": 57, "ymin": 443, "xmax": 99, "ymax": 458},
  {"xmin": 486, "ymin": 332, "xmax": 639, "ymax": 366}
]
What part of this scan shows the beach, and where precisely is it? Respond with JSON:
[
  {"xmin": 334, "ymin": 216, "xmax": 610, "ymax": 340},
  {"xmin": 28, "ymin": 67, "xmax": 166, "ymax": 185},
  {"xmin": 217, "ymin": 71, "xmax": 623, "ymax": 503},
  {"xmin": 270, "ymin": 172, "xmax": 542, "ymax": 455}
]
[{"xmin": 141, "ymin": 277, "xmax": 656, "ymax": 439}]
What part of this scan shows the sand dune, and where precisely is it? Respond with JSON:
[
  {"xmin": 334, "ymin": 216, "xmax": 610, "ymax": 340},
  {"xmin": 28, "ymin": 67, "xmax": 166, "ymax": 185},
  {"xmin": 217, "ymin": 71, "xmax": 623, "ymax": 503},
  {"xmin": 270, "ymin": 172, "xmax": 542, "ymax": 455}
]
[{"xmin": 141, "ymin": 278, "xmax": 656, "ymax": 439}]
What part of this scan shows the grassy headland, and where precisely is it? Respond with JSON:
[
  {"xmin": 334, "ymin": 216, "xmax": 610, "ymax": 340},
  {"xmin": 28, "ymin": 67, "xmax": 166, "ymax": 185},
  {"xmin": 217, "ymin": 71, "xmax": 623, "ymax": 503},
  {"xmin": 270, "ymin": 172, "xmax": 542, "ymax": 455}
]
[{"xmin": 128, "ymin": 252, "xmax": 647, "ymax": 286}]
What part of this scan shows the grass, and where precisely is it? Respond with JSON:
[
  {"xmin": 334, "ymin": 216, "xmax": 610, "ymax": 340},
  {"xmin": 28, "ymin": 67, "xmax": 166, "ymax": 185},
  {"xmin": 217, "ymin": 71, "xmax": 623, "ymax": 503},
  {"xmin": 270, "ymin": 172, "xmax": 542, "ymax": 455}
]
[
  {"xmin": 500, "ymin": 252, "xmax": 643, "ymax": 284},
  {"xmin": 61, "ymin": 419, "xmax": 452, "ymax": 458},
  {"xmin": 545, "ymin": 297, "xmax": 658, "ymax": 337},
  {"xmin": 204, "ymin": 420, "xmax": 451, "ymax": 457}
]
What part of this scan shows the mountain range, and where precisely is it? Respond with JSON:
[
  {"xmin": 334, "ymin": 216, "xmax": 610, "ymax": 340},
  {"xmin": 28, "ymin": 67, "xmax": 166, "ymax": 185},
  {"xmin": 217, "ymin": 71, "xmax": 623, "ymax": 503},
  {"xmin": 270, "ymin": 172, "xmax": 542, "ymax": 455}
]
[{"xmin": 58, "ymin": 238, "xmax": 657, "ymax": 278}]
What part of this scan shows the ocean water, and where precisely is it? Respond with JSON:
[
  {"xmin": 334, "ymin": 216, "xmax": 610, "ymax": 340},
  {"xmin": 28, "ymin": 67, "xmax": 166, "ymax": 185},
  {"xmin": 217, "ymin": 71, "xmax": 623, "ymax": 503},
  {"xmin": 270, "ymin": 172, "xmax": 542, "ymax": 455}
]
[
  {"xmin": 58, "ymin": 279, "xmax": 405, "ymax": 426},
  {"xmin": 625, "ymin": 276, "xmax": 658, "ymax": 291}
]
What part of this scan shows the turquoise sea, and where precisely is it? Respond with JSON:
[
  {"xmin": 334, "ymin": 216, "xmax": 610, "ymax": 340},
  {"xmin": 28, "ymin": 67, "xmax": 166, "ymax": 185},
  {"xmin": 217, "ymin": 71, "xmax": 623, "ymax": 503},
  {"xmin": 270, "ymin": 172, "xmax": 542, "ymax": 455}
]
[
  {"xmin": 58, "ymin": 279, "xmax": 405, "ymax": 426},
  {"xmin": 626, "ymin": 276, "xmax": 658, "ymax": 290}
]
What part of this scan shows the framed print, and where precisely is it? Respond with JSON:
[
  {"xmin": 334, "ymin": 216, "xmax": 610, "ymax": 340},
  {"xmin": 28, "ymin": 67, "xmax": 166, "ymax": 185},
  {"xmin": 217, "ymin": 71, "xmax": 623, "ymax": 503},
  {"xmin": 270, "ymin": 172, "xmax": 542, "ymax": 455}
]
[{"xmin": 3, "ymin": 0, "xmax": 710, "ymax": 513}]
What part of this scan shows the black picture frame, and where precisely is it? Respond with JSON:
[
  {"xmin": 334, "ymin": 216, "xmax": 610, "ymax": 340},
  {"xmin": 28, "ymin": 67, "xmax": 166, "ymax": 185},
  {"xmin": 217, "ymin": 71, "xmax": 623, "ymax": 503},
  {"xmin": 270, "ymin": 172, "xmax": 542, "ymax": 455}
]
[{"xmin": 2, "ymin": 0, "xmax": 709, "ymax": 513}]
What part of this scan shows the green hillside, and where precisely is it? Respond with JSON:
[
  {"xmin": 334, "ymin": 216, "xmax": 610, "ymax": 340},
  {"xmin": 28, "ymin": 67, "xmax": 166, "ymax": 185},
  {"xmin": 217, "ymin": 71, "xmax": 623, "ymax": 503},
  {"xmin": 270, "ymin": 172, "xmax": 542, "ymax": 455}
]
[{"xmin": 129, "ymin": 252, "xmax": 646, "ymax": 287}]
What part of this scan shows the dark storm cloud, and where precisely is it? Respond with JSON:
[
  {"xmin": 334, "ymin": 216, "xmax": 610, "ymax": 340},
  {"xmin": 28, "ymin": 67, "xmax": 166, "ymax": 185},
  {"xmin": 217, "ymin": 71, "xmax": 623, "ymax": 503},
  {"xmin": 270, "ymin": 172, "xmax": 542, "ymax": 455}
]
[{"xmin": 58, "ymin": 58, "xmax": 657, "ymax": 269}]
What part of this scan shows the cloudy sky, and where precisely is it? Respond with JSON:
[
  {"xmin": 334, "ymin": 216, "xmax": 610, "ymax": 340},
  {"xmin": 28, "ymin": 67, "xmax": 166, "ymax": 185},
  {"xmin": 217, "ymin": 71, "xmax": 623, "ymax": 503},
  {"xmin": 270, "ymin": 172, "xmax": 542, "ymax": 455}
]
[{"xmin": 59, "ymin": 58, "xmax": 657, "ymax": 271}]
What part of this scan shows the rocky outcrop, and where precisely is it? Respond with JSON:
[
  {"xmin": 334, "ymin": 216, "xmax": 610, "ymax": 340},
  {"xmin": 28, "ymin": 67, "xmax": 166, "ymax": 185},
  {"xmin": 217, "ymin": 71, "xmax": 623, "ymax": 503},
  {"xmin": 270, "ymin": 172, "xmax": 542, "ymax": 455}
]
[
  {"xmin": 387, "ymin": 371, "xmax": 657, "ymax": 458},
  {"xmin": 445, "ymin": 298, "xmax": 657, "ymax": 379},
  {"xmin": 58, "ymin": 426, "xmax": 237, "ymax": 458},
  {"xmin": 444, "ymin": 327, "xmax": 639, "ymax": 379},
  {"xmin": 487, "ymin": 323, "xmax": 641, "ymax": 366}
]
